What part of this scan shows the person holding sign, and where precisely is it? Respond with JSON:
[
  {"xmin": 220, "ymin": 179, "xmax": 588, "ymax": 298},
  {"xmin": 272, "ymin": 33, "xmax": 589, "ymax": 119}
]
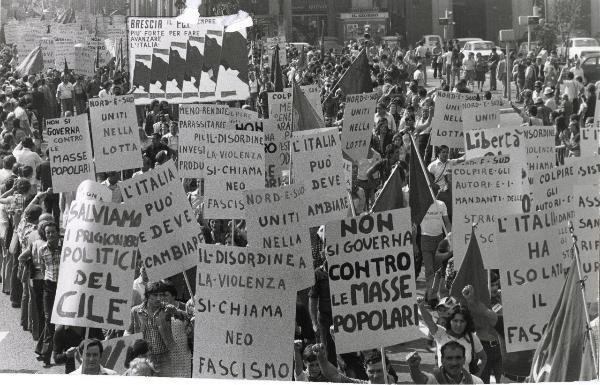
[
  {"xmin": 70, "ymin": 339, "xmax": 118, "ymax": 375},
  {"xmin": 407, "ymin": 341, "xmax": 484, "ymax": 384},
  {"xmin": 418, "ymin": 298, "xmax": 487, "ymax": 377}
]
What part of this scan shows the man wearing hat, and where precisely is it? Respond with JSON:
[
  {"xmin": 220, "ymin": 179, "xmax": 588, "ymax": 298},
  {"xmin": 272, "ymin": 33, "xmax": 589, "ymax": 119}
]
[
  {"xmin": 532, "ymin": 81, "xmax": 543, "ymax": 100},
  {"xmin": 542, "ymin": 86, "xmax": 557, "ymax": 111}
]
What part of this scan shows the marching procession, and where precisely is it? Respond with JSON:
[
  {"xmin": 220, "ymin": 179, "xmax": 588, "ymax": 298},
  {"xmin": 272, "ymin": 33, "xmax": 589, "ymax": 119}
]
[{"xmin": 0, "ymin": 1, "xmax": 598, "ymax": 384}]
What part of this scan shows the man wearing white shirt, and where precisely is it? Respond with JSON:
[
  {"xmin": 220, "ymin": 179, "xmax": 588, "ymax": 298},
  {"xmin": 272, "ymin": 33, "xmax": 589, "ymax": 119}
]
[
  {"xmin": 56, "ymin": 76, "xmax": 74, "ymax": 116},
  {"xmin": 421, "ymin": 199, "xmax": 452, "ymax": 300},
  {"xmin": 13, "ymin": 137, "xmax": 42, "ymax": 181},
  {"xmin": 408, "ymin": 342, "xmax": 484, "ymax": 384}
]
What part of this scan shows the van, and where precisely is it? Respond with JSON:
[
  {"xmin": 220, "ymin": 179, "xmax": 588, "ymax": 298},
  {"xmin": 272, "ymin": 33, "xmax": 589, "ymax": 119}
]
[{"xmin": 422, "ymin": 35, "xmax": 443, "ymax": 51}]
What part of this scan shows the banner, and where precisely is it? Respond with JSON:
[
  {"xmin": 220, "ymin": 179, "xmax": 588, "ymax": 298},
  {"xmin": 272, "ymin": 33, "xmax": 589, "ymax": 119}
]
[
  {"xmin": 342, "ymin": 92, "xmax": 378, "ymax": 163},
  {"xmin": 461, "ymin": 99, "xmax": 501, "ymax": 132},
  {"xmin": 51, "ymin": 200, "xmax": 140, "ymax": 329},
  {"xmin": 54, "ymin": 37, "xmax": 76, "ymax": 69},
  {"xmin": 40, "ymin": 37, "xmax": 55, "ymax": 71},
  {"xmin": 451, "ymin": 155, "xmax": 523, "ymax": 269},
  {"xmin": 572, "ymin": 184, "xmax": 599, "ymax": 303},
  {"xmin": 46, "ymin": 115, "xmax": 95, "ymax": 193},
  {"xmin": 193, "ymin": 244, "xmax": 298, "ymax": 381},
  {"xmin": 580, "ymin": 126, "xmax": 599, "ymax": 157},
  {"xmin": 291, "ymin": 127, "xmax": 350, "ymax": 227},
  {"xmin": 118, "ymin": 161, "xmax": 203, "ymax": 281},
  {"xmin": 496, "ymin": 209, "xmax": 564, "ymax": 352},
  {"xmin": 243, "ymin": 184, "xmax": 313, "ymax": 288},
  {"xmin": 431, "ymin": 91, "xmax": 478, "ymax": 149},
  {"xmin": 265, "ymin": 89, "xmax": 293, "ymax": 187},
  {"xmin": 202, "ymin": 130, "xmax": 265, "ymax": 219},
  {"xmin": 89, "ymin": 95, "xmax": 143, "ymax": 172},
  {"xmin": 178, "ymin": 104, "xmax": 231, "ymax": 178},
  {"xmin": 325, "ymin": 208, "xmax": 421, "ymax": 353}
]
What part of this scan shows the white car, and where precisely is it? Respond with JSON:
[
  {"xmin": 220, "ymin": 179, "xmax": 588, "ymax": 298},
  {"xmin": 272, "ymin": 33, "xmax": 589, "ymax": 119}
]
[
  {"xmin": 460, "ymin": 40, "xmax": 495, "ymax": 60},
  {"xmin": 560, "ymin": 37, "xmax": 600, "ymax": 60}
]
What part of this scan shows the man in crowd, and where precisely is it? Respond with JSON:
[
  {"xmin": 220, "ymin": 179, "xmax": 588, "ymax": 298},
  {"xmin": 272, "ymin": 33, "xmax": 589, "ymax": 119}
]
[
  {"xmin": 408, "ymin": 341, "xmax": 484, "ymax": 384},
  {"xmin": 70, "ymin": 339, "xmax": 118, "ymax": 375}
]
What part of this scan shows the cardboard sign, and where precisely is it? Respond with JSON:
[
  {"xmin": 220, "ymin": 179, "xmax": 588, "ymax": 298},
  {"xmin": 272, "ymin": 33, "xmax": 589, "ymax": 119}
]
[
  {"xmin": 325, "ymin": 208, "xmax": 421, "ymax": 353},
  {"xmin": 461, "ymin": 99, "xmax": 501, "ymax": 132},
  {"xmin": 40, "ymin": 38, "xmax": 56, "ymax": 71},
  {"xmin": 451, "ymin": 155, "xmax": 523, "ymax": 269},
  {"xmin": 581, "ymin": 126, "xmax": 600, "ymax": 157},
  {"xmin": 118, "ymin": 161, "xmax": 203, "ymax": 281},
  {"xmin": 229, "ymin": 108, "xmax": 262, "ymax": 131},
  {"xmin": 46, "ymin": 115, "xmax": 95, "ymax": 193},
  {"xmin": 193, "ymin": 244, "xmax": 298, "ymax": 381},
  {"xmin": 291, "ymin": 127, "xmax": 350, "ymax": 227},
  {"xmin": 202, "ymin": 130, "xmax": 265, "ymax": 219},
  {"xmin": 431, "ymin": 91, "xmax": 478, "ymax": 149},
  {"xmin": 523, "ymin": 127, "xmax": 556, "ymax": 186},
  {"xmin": 265, "ymin": 90, "xmax": 292, "ymax": 188},
  {"xmin": 76, "ymin": 180, "xmax": 112, "ymax": 202},
  {"xmin": 89, "ymin": 95, "xmax": 143, "ymax": 172},
  {"xmin": 300, "ymin": 84, "xmax": 323, "ymax": 121},
  {"xmin": 342, "ymin": 92, "xmax": 378, "ymax": 163},
  {"xmin": 496, "ymin": 209, "xmax": 564, "ymax": 352},
  {"xmin": 54, "ymin": 37, "xmax": 76, "ymax": 69},
  {"xmin": 178, "ymin": 104, "xmax": 230, "ymax": 178},
  {"xmin": 74, "ymin": 44, "xmax": 96, "ymax": 78},
  {"xmin": 51, "ymin": 200, "xmax": 140, "ymax": 329},
  {"xmin": 243, "ymin": 184, "xmax": 313, "ymax": 288},
  {"xmin": 573, "ymin": 184, "xmax": 600, "ymax": 303}
]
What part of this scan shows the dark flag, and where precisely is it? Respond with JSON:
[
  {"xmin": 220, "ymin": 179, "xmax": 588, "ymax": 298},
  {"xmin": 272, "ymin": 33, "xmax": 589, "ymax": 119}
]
[
  {"xmin": 271, "ymin": 44, "xmax": 284, "ymax": 92},
  {"xmin": 450, "ymin": 226, "xmax": 490, "ymax": 308},
  {"xmin": 166, "ymin": 41, "xmax": 187, "ymax": 98},
  {"xmin": 529, "ymin": 258, "xmax": 597, "ymax": 382},
  {"xmin": 63, "ymin": 57, "xmax": 69, "ymax": 74},
  {"xmin": 200, "ymin": 30, "xmax": 223, "ymax": 98},
  {"xmin": 409, "ymin": 136, "xmax": 434, "ymax": 225},
  {"xmin": 297, "ymin": 45, "xmax": 307, "ymax": 70},
  {"xmin": 218, "ymin": 30, "xmax": 249, "ymax": 99},
  {"xmin": 371, "ymin": 163, "xmax": 406, "ymax": 212},
  {"xmin": 149, "ymin": 48, "xmax": 169, "ymax": 98},
  {"xmin": 326, "ymin": 49, "xmax": 372, "ymax": 102},
  {"xmin": 132, "ymin": 54, "xmax": 151, "ymax": 92},
  {"xmin": 185, "ymin": 35, "xmax": 204, "ymax": 91},
  {"xmin": 292, "ymin": 79, "xmax": 324, "ymax": 131},
  {"xmin": 15, "ymin": 46, "xmax": 44, "ymax": 76}
]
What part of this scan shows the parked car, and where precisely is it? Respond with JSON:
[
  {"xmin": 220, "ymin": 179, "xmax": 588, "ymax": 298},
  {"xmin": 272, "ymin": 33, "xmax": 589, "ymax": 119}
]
[
  {"xmin": 558, "ymin": 37, "xmax": 600, "ymax": 60},
  {"xmin": 455, "ymin": 37, "xmax": 482, "ymax": 50},
  {"xmin": 518, "ymin": 41, "xmax": 540, "ymax": 56},
  {"xmin": 422, "ymin": 34, "xmax": 443, "ymax": 52},
  {"xmin": 460, "ymin": 40, "xmax": 495, "ymax": 60},
  {"xmin": 581, "ymin": 53, "xmax": 600, "ymax": 84}
]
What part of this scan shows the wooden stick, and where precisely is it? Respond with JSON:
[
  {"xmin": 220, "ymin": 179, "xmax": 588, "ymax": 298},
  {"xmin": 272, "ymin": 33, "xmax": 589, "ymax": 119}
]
[
  {"xmin": 380, "ymin": 347, "xmax": 389, "ymax": 384},
  {"xmin": 182, "ymin": 267, "xmax": 194, "ymax": 301},
  {"xmin": 81, "ymin": 327, "xmax": 90, "ymax": 374}
]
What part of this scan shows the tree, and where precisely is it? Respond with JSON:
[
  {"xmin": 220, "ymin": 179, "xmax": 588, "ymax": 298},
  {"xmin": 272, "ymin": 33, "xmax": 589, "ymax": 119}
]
[{"xmin": 552, "ymin": 0, "xmax": 584, "ymax": 43}]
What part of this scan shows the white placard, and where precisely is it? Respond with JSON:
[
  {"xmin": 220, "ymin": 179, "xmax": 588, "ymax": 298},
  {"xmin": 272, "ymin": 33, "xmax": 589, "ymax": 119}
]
[{"xmin": 342, "ymin": 92, "xmax": 378, "ymax": 163}]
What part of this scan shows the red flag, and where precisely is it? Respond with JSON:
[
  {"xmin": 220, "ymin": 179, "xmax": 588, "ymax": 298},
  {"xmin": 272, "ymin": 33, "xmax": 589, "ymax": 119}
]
[
  {"xmin": 409, "ymin": 137, "xmax": 433, "ymax": 225},
  {"xmin": 270, "ymin": 44, "xmax": 283, "ymax": 92},
  {"xmin": 292, "ymin": 79, "xmax": 324, "ymax": 131},
  {"xmin": 325, "ymin": 49, "xmax": 372, "ymax": 103},
  {"xmin": 450, "ymin": 226, "xmax": 491, "ymax": 308},
  {"xmin": 14, "ymin": 46, "xmax": 44, "ymax": 77},
  {"xmin": 371, "ymin": 163, "xmax": 406, "ymax": 212},
  {"xmin": 529, "ymin": 258, "xmax": 597, "ymax": 382}
]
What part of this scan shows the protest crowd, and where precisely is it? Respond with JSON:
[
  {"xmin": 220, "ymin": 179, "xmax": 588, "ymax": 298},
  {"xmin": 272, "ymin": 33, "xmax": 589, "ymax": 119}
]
[{"xmin": 0, "ymin": 6, "xmax": 598, "ymax": 385}]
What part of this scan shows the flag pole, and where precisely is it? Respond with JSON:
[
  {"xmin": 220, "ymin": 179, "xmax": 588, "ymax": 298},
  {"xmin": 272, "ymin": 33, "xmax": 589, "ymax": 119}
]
[
  {"xmin": 408, "ymin": 132, "xmax": 448, "ymax": 234},
  {"xmin": 381, "ymin": 347, "xmax": 389, "ymax": 384},
  {"xmin": 567, "ymin": 220, "xmax": 599, "ymax": 376}
]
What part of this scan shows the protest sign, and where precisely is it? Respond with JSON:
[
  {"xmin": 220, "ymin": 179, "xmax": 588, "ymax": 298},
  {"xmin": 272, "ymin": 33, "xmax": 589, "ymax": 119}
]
[
  {"xmin": 342, "ymin": 92, "xmax": 379, "ymax": 163},
  {"xmin": 76, "ymin": 180, "xmax": 112, "ymax": 202},
  {"xmin": 523, "ymin": 127, "xmax": 556, "ymax": 185},
  {"xmin": 324, "ymin": 208, "xmax": 421, "ymax": 353},
  {"xmin": 343, "ymin": 159, "xmax": 353, "ymax": 191},
  {"xmin": 573, "ymin": 184, "xmax": 600, "ymax": 303},
  {"xmin": 581, "ymin": 126, "xmax": 599, "ymax": 157},
  {"xmin": 461, "ymin": 99, "xmax": 501, "ymax": 132},
  {"xmin": 431, "ymin": 91, "xmax": 478, "ymax": 149},
  {"xmin": 45, "ymin": 115, "xmax": 95, "ymax": 193},
  {"xmin": 202, "ymin": 130, "xmax": 265, "ymax": 219},
  {"xmin": 528, "ymin": 158, "xmax": 600, "ymax": 268},
  {"xmin": 300, "ymin": 84, "xmax": 323, "ymax": 121},
  {"xmin": 74, "ymin": 44, "xmax": 96, "ymax": 78},
  {"xmin": 243, "ymin": 184, "xmax": 313, "ymax": 288},
  {"xmin": 496, "ymin": 209, "xmax": 564, "ymax": 352},
  {"xmin": 40, "ymin": 37, "xmax": 55, "ymax": 71},
  {"xmin": 265, "ymin": 89, "xmax": 293, "ymax": 187},
  {"xmin": 75, "ymin": 333, "xmax": 143, "ymax": 374},
  {"xmin": 89, "ymin": 95, "xmax": 143, "ymax": 172},
  {"xmin": 451, "ymin": 155, "xmax": 523, "ymax": 269},
  {"xmin": 54, "ymin": 37, "xmax": 76, "ymax": 69},
  {"xmin": 193, "ymin": 244, "xmax": 297, "ymax": 381},
  {"xmin": 51, "ymin": 200, "xmax": 140, "ymax": 329},
  {"xmin": 464, "ymin": 125, "xmax": 526, "ymax": 160},
  {"xmin": 291, "ymin": 127, "xmax": 350, "ymax": 227},
  {"xmin": 118, "ymin": 160, "xmax": 203, "ymax": 281},
  {"xmin": 229, "ymin": 108, "xmax": 262, "ymax": 131},
  {"xmin": 178, "ymin": 103, "xmax": 231, "ymax": 178}
]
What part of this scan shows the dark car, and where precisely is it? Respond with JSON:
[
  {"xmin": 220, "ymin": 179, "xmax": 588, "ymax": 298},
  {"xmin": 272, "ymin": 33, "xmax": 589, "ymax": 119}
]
[{"xmin": 581, "ymin": 53, "xmax": 600, "ymax": 84}]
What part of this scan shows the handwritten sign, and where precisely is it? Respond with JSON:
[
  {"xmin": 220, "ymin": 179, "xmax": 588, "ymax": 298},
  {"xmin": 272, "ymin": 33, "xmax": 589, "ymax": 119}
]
[
  {"xmin": 51, "ymin": 200, "xmax": 140, "ymax": 329},
  {"xmin": 342, "ymin": 92, "xmax": 378, "ymax": 162},
  {"xmin": 266, "ymin": 90, "xmax": 292, "ymax": 187},
  {"xmin": 89, "ymin": 95, "xmax": 142, "ymax": 172},
  {"xmin": 118, "ymin": 161, "xmax": 203, "ymax": 281},
  {"xmin": 461, "ymin": 99, "xmax": 501, "ymax": 132},
  {"xmin": 496, "ymin": 209, "xmax": 564, "ymax": 352},
  {"xmin": 201, "ymin": 130, "xmax": 265, "ymax": 219},
  {"xmin": 76, "ymin": 180, "xmax": 112, "ymax": 202},
  {"xmin": 291, "ymin": 127, "xmax": 350, "ymax": 227},
  {"xmin": 431, "ymin": 91, "xmax": 478, "ymax": 149},
  {"xmin": 193, "ymin": 244, "xmax": 300, "ymax": 380},
  {"xmin": 178, "ymin": 103, "xmax": 231, "ymax": 178},
  {"xmin": 451, "ymin": 155, "xmax": 523, "ymax": 269},
  {"xmin": 573, "ymin": 184, "xmax": 600, "ymax": 303},
  {"xmin": 229, "ymin": 108, "xmax": 262, "ymax": 131},
  {"xmin": 523, "ymin": 127, "xmax": 556, "ymax": 186},
  {"xmin": 243, "ymin": 184, "xmax": 313, "ymax": 289},
  {"xmin": 325, "ymin": 208, "xmax": 421, "ymax": 353},
  {"xmin": 581, "ymin": 126, "xmax": 600, "ymax": 157},
  {"xmin": 46, "ymin": 115, "xmax": 95, "ymax": 193}
]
